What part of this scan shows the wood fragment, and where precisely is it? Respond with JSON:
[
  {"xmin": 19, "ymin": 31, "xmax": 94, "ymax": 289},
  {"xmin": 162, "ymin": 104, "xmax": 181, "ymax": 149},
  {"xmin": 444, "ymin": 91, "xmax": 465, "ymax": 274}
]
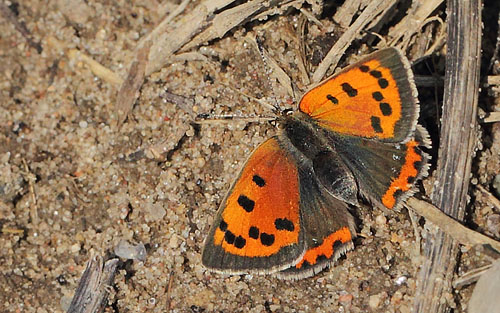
[
  {"xmin": 296, "ymin": 16, "xmax": 311, "ymax": 86},
  {"xmin": 250, "ymin": 0, "xmax": 305, "ymax": 23},
  {"xmin": 67, "ymin": 256, "xmax": 119, "ymax": 313},
  {"xmin": 114, "ymin": 43, "xmax": 151, "ymax": 127},
  {"xmin": 412, "ymin": 0, "xmax": 482, "ymax": 312},
  {"xmin": 182, "ymin": 0, "xmax": 281, "ymax": 52},
  {"xmin": 476, "ymin": 185, "xmax": 500, "ymax": 210},
  {"xmin": 299, "ymin": 8, "xmax": 323, "ymax": 27},
  {"xmin": 467, "ymin": 260, "xmax": 500, "ymax": 313},
  {"xmin": 136, "ymin": 0, "xmax": 191, "ymax": 52},
  {"xmin": 1, "ymin": 226, "xmax": 25, "ymax": 235},
  {"xmin": 414, "ymin": 75, "xmax": 444, "ymax": 87},
  {"xmin": 407, "ymin": 198, "xmax": 500, "ymax": 253},
  {"xmin": 164, "ymin": 271, "xmax": 175, "ymax": 311},
  {"xmin": 312, "ymin": 0, "xmax": 397, "ymax": 83},
  {"xmin": 384, "ymin": 0, "xmax": 444, "ymax": 50},
  {"xmin": 487, "ymin": 75, "xmax": 500, "ymax": 85},
  {"xmin": 145, "ymin": 0, "xmax": 238, "ymax": 76},
  {"xmin": 332, "ymin": 0, "xmax": 363, "ymax": 28},
  {"xmin": 67, "ymin": 49, "xmax": 123, "ymax": 86},
  {"xmin": 452, "ymin": 264, "xmax": 492, "ymax": 289}
]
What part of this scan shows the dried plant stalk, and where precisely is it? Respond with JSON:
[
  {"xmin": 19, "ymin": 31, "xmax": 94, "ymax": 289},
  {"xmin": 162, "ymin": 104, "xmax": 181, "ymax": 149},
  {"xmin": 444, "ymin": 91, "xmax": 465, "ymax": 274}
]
[{"xmin": 412, "ymin": 0, "xmax": 482, "ymax": 312}]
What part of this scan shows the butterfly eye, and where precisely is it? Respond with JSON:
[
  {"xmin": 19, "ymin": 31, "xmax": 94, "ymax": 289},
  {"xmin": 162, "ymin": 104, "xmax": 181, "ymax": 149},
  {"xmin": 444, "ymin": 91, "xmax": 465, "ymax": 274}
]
[{"xmin": 282, "ymin": 108, "xmax": 294, "ymax": 116}]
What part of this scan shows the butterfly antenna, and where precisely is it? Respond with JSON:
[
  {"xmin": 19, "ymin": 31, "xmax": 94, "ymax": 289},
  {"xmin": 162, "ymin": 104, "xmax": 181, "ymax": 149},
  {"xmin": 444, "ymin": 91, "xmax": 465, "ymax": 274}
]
[
  {"xmin": 194, "ymin": 113, "xmax": 275, "ymax": 124},
  {"xmin": 249, "ymin": 35, "xmax": 296, "ymax": 114}
]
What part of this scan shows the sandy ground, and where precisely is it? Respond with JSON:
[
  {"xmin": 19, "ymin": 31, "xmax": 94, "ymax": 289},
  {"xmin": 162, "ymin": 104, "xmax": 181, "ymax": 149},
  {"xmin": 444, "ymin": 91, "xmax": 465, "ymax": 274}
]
[{"xmin": 1, "ymin": 1, "xmax": 499, "ymax": 312}]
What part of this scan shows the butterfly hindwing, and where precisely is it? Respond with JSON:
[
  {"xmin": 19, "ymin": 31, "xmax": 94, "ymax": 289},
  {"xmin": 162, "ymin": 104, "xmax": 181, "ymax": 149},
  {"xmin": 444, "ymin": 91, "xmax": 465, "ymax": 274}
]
[
  {"xmin": 329, "ymin": 125, "xmax": 431, "ymax": 210},
  {"xmin": 202, "ymin": 137, "xmax": 306, "ymax": 274},
  {"xmin": 299, "ymin": 47, "xmax": 418, "ymax": 143},
  {"xmin": 275, "ymin": 136, "xmax": 356, "ymax": 279}
]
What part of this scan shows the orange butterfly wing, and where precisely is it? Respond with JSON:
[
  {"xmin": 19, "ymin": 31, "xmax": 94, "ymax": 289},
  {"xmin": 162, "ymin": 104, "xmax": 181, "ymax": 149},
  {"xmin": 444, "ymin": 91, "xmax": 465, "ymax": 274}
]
[
  {"xmin": 299, "ymin": 48, "xmax": 418, "ymax": 142},
  {"xmin": 202, "ymin": 137, "xmax": 305, "ymax": 273}
]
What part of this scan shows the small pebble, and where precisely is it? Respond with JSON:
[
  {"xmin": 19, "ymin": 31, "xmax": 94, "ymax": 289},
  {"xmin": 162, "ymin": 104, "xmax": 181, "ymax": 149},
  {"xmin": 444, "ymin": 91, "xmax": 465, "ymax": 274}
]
[
  {"xmin": 79, "ymin": 120, "xmax": 88, "ymax": 128},
  {"xmin": 114, "ymin": 240, "xmax": 147, "ymax": 261},
  {"xmin": 368, "ymin": 292, "xmax": 387, "ymax": 309},
  {"xmin": 376, "ymin": 214, "xmax": 387, "ymax": 225}
]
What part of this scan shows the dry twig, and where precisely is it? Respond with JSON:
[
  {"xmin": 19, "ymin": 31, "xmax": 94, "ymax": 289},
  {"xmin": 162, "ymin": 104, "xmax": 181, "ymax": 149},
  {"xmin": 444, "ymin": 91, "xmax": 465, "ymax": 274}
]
[
  {"xmin": 67, "ymin": 255, "xmax": 119, "ymax": 313},
  {"xmin": 21, "ymin": 158, "xmax": 38, "ymax": 225},
  {"xmin": 407, "ymin": 198, "xmax": 500, "ymax": 252},
  {"xmin": 412, "ymin": 0, "xmax": 482, "ymax": 312},
  {"xmin": 312, "ymin": 0, "xmax": 397, "ymax": 83}
]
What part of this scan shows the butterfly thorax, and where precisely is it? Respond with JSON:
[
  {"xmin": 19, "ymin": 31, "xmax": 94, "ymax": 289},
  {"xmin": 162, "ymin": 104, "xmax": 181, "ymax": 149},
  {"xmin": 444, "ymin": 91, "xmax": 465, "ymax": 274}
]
[
  {"xmin": 279, "ymin": 111, "xmax": 360, "ymax": 206},
  {"xmin": 280, "ymin": 111, "xmax": 335, "ymax": 161}
]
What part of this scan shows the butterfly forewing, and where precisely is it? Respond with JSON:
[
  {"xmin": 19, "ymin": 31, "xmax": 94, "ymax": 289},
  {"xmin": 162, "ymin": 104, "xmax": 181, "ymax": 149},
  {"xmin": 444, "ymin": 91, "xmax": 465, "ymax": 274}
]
[
  {"xmin": 202, "ymin": 137, "xmax": 306, "ymax": 273},
  {"xmin": 299, "ymin": 48, "xmax": 418, "ymax": 143}
]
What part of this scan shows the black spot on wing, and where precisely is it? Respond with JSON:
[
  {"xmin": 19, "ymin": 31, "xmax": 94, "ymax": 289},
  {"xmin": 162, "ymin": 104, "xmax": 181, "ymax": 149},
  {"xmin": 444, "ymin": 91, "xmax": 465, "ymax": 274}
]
[
  {"xmin": 333, "ymin": 240, "xmax": 343, "ymax": 251},
  {"xmin": 274, "ymin": 218, "xmax": 295, "ymax": 231},
  {"xmin": 359, "ymin": 65, "xmax": 370, "ymax": 72},
  {"xmin": 249, "ymin": 226, "xmax": 259, "ymax": 239},
  {"xmin": 370, "ymin": 70, "xmax": 382, "ymax": 78},
  {"xmin": 237, "ymin": 195, "xmax": 255, "ymax": 212},
  {"xmin": 224, "ymin": 230, "xmax": 235, "ymax": 244},
  {"xmin": 407, "ymin": 175, "xmax": 416, "ymax": 184},
  {"xmin": 341, "ymin": 83, "xmax": 358, "ymax": 97},
  {"xmin": 234, "ymin": 236, "xmax": 246, "ymax": 249},
  {"xmin": 379, "ymin": 102, "xmax": 392, "ymax": 116},
  {"xmin": 252, "ymin": 175, "xmax": 266, "ymax": 187},
  {"xmin": 260, "ymin": 233, "xmax": 275, "ymax": 246},
  {"xmin": 393, "ymin": 189, "xmax": 403, "ymax": 200},
  {"xmin": 371, "ymin": 116, "xmax": 383, "ymax": 133},
  {"xmin": 326, "ymin": 94, "xmax": 338, "ymax": 104},
  {"xmin": 372, "ymin": 91, "xmax": 384, "ymax": 101},
  {"xmin": 219, "ymin": 220, "xmax": 227, "ymax": 232},
  {"xmin": 378, "ymin": 78, "xmax": 389, "ymax": 89}
]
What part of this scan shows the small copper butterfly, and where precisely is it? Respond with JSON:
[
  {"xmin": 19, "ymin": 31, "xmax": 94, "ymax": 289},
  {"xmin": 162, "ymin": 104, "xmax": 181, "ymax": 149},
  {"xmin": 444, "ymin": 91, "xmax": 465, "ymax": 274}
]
[{"xmin": 202, "ymin": 48, "xmax": 431, "ymax": 279}]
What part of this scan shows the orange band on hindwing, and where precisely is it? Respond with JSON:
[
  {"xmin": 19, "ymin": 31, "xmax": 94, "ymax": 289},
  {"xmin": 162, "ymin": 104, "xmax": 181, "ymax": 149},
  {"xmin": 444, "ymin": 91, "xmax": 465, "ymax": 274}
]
[
  {"xmin": 382, "ymin": 140, "xmax": 422, "ymax": 209},
  {"xmin": 295, "ymin": 227, "xmax": 352, "ymax": 269}
]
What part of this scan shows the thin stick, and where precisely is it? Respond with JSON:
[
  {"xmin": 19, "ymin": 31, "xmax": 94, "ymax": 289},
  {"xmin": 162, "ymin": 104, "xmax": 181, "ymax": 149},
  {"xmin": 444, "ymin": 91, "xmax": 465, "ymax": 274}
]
[
  {"xmin": 453, "ymin": 264, "xmax": 492, "ymax": 289},
  {"xmin": 407, "ymin": 198, "xmax": 500, "ymax": 253},
  {"xmin": 481, "ymin": 111, "xmax": 500, "ymax": 123},
  {"xmin": 194, "ymin": 114, "xmax": 275, "ymax": 124},
  {"xmin": 164, "ymin": 271, "xmax": 175, "ymax": 311},
  {"xmin": 407, "ymin": 208, "xmax": 421, "ymax": 254},
  {"xmin": 312, "ymin": 0, "xmax": 397, "ymax": 83},
  {"xmin": 67, "ymin": 49, "xmax": 123, "ymax": 86},
  {"xmin": 22, "ymin": 158, "xmax": 38, "ymax": 224},
  {"xmin": 476, "ymin": 185, "xmax": 500, "ymax": 210}
]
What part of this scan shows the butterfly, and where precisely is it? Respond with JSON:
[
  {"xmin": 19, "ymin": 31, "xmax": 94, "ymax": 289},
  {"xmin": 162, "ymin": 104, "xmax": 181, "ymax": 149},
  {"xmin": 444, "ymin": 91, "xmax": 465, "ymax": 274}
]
[{"xmin": 202, "ymin": 47, "xmax": 431, "ymax": 279}]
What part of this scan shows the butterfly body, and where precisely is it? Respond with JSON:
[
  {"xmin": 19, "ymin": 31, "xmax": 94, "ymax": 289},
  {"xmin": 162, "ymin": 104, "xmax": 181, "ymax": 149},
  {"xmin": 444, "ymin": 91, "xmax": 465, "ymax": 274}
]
[{"xmin": 202, "ymin": 48, "xmax": 430, "ymax": 279}]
